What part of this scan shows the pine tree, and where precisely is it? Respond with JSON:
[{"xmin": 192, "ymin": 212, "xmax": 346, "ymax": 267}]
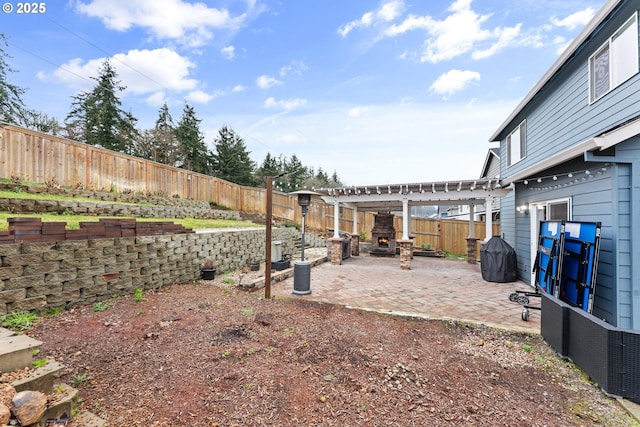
[
  {"xmin": 65, "ymin": 59, "xmax": 136, "ymax": 153},
  {"xmin": 211, "ymin": 125, "xmax": 256, "ymax": 186},
  {"xmin": 22, "ymin": 110, "xmax": 61, "ymax": 135},
  {"xmin": 284, "ymin": 154, "xmax": 307, "ymax": 191},
  {"xmin": 143, "ymin": 102, "xmax": 179, "ymax": 165},
  {"xmin": 0, "ymin": 34, "xmax": 27, "ymax": 125},
  {"xmin": 255, "ymin": 152, "xmax": 282, "ymax": 187},
  {"xmin": 175, "ymin": 103, "xmax": 209, "ymax": 173}
]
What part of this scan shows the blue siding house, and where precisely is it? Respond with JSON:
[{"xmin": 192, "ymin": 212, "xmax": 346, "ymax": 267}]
[{"xmin": 490, "ymin": 0, "xmax": 640, "ymax": 331}]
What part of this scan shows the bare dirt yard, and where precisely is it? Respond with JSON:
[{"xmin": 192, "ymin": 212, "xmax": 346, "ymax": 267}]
[{"xmin": 26, "ymin": 273, "xmax": 638, "ymax": 427}]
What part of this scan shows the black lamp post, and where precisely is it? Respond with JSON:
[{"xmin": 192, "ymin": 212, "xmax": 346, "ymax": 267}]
[{"xmin": 290, "ymin": 190, "xmax": 319, "ymax": 295}]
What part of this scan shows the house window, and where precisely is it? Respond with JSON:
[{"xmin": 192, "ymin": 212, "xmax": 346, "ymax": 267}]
[
  {"xmin": 589, "ymin": 12, "xmax": 639, "ymax": 103},
  {"xmin": 547, "ymin": 200, "xmax": 570, "ymax": 221},
  {"xmin": 506, "ymin": 120, "xmax": 526, "ymax": 167},
  {"xmin": 538, "ymin": 198, "xmax": 571, "ymax": 221}
]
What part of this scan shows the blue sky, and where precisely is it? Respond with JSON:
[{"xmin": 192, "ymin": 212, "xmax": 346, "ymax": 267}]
[{"xmin": 2, "ymin": 0, "xmax": 605, "ymax": 186}]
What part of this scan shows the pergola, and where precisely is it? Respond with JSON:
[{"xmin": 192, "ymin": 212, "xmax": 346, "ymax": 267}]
[{"xmin": 315, "ymin": 179, "xmax": 510, "ymax": 243}]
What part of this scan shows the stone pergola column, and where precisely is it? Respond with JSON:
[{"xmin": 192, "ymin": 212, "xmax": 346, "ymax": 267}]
[
  {"xmin": 398, "ymin": 239, "xmax": 412, "ymax": 269},
  {"xmin": 330, "ymin": 237, "xmax": 344, "ymax": 265}
]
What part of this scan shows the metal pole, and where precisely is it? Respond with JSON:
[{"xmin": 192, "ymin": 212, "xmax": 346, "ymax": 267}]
[
  {"xmin": 301, "ymin": 206, "xmax": 306, "ymax": 261},
  {"xmin": 265, "ymin": 176, "xmax": 273, "ymax": 299}
]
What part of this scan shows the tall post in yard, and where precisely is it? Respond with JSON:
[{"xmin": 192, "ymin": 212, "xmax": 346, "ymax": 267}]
[{"xmin": 265, "ymin": 176, "xmax": 273, "ymax": 299}]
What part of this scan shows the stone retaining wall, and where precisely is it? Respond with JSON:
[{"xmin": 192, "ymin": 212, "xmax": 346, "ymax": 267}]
[
  {"xmin": 0, "ymin": 197, "xmax": 241, "ymax": 220},
  {"xmin": 0, "ymin": 228, "xmax": 298, "ymax": 315}
]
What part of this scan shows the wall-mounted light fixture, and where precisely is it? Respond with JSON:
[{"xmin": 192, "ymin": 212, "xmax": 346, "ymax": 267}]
[{"xmin": 516, "ymin": 204, "xmax": 529, "ymax": 214}]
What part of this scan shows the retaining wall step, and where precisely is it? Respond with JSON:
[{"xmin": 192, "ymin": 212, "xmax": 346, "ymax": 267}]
[
  {"xmin": 0, "ymin": 327, "xmax": 15, "ymax": 339},
  {"xmin": 12, "ymin": 360, "xmax": 63, "ymax": 394},
  {"xmin": 0, "ymin": 333, "xmax": 42, "ymax": 373},
  {"xmin": 71, "ymin": 410, "xmax": 107, "ymax": 427},
  {"xmin": 41, "ymin": 383, "xmax": 78, "ymax": 422}
]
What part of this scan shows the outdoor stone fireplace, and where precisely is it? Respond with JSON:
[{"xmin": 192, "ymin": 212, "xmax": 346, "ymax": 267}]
[{"xmin": 370, "ymin": 213, "xmax": 396, "ymax": 256}]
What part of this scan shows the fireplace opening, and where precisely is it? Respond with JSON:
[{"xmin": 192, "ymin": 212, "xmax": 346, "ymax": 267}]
[{"xmin": 370, "ymin": 213, "xmax": 396, "ymax": 257}]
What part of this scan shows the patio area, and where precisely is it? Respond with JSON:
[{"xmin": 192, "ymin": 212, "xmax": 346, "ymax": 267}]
[{"xmin": 273, "ymin": 252, "xmax": 540, "ymax": 334}]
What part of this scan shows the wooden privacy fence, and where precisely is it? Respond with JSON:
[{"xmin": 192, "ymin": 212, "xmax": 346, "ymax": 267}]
[
  {"xmin": 325, "ymin": 206, "xmax": 500, "ymax": 255},
  {"xmin": 0, "ymin": 124, "xmax": 499, "ymax": 253}
]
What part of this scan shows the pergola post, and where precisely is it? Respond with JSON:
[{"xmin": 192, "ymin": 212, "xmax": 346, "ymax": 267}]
[
  {"xmin": 402, "ymin": 197, "xmax": 409, "ymax": 240},
  {"xmin": 466, "ymin": 202, "xmax": 478, "ymax": 264},
  {"xmin": 351, "ymin": 206, "xmax": 359, "ymax": 256},
  {"xmin": 352, "ymin": 206, "xmax": 358, "ymax": 234},
  {"xmin": 468, "ymin": 203, "xmax": 475, "ymax": 238},
  {"xmin": 485, "ymin": 197, "xmax": 494, "ymax": 241},
  {"xmin": 330, "ymin": 199, "xmax": 343, "ymax": 264},
  {"xmin": 333, "ymin": 200, "xmax": 340, "ymax": 238}
]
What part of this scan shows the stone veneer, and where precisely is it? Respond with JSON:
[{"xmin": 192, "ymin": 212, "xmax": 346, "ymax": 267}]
[
  {"xmin": 0, "ymin": 197, "xmax": 241, "ymax": 221},
  {"xmin": 397, "ymin": 240, "xmax": 413, "ymax": 270},
  {"xmin": 0, "ymin": 228, "xmax": 298, "ymax": 314},
  {"xmin": 465, "ymin": 237, "xmax": 479, "ymax": 264}
]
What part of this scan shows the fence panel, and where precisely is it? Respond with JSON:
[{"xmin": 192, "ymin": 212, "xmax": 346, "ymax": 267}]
[{"xmin": 1, "ymin": 124, "xmax": 500, "ymax": 249}]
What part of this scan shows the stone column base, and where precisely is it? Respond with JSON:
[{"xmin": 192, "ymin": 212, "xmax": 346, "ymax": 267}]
[
  {"xmin": 330, "ymin": 238, "xmax": 344, "ymax": 265},
  {"xmin": 350, "ymin": 233, "xmax": 360, "ymax": 256},
  {"xmin": 397, "ymin": 239, "xmax": 413, "ymax": 270},
  {"xmin": 465, "ymin": 237, "xmax": 479, "ymax": 264}
]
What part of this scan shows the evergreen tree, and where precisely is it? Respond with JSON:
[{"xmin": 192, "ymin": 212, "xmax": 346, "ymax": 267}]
[
  {"xmin": 175, "ymin": 103, "xmax": 209, "ymax": 173},
  {"xmin": 211, "ymin": 125, "xmax": 256, "ymax": 186},
  {"xmin": 121, "ymin": 110, "xmax": 140, "ymax": 156},
  {"xmin": 22, "ymin": 110, "xmax": 61, "ymax": 135},
  {"xmin": 146, "ymin": 102, "xmax": 179, "ymax": 165},
  {"xmin": 331, "ymin": 171, "xmax": 342, "ymax": 186},
  {"xmin": 255, "ymin": 152, "xmax": 282, "ymax": 187},
  {"xmin": 65, "ymin": 59, "xmax": 135, "ymax": 153},
  {"xmin": 131, "ymin": 129, "xmax": 156, "ymax": 161},
  {"xmin": 284, "ymin": 154, "xmax": 307, "ymax": 191},
  {"xmin": 0, "ymin": 34, "xmax": 27, "ymax": 125}
]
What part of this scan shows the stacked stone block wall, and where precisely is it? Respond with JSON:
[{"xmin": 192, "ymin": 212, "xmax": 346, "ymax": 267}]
[
  {"xmin": 0, "ymin": 197, "xmax": 241, "ymax": 220},
  {"xmin": 0, "ymin": 228, "xmax": 297, "ymax": 315}
]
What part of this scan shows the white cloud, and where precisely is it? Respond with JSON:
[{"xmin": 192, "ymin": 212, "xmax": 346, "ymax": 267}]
[
  {"xmin": 113, "ymin": 49, "xmax": 198, "ymax": 94},
  {"xmin": 256, "ymin": 75, "xmax": 283, "ymax": 89},
  {"xmin": 186, "ymin": 90, "xmax": 217, "ymax": 103},
  {"xmin": 264, "ymin": 97, "xmax": 307, "ymax": 111},
  {"xmin": 429, "ymin": 69, "xmax": 480, "ymax": 97},
  {"xmin": 47, "ymin": 48, "xmax": 199, "ymax": 96},
  {"xmin": 348, "ymin": 106, "xmax": 370, "ymax": 118},
  {"xmin": 280, "ymin": 133, "xmax": 307, "ymax": 145},
  {"xmin": 145, "ymin": 91, "xmax": 166, "ymax": 107},
  {"xmin": 383, "ymin": 0, "xmax": 523, "ymax": 63},
  {"xmin": 232, "ymin": 85, "xmax": 247, "ymax": 93},
  {"xmin": 279, "ymin": 60, "xmax": 308, "ymax": 77},
  {"xmin": 338, "ymin": 0, "xmax": 404, "ymax": 37},
  {"xmin": 472, "ymin": 23, "xmax": 522, "ymax": 60},
  {"xmin": 551, "ymin": 7, "xmax": 596, "ymax": 31},
  {"xmin": 75, "ymin": 0, "xmax": 250, "ymax": 47},
  {"xmin": 221, "ymin": 46, "xmax": 235, "ymax": 60}
]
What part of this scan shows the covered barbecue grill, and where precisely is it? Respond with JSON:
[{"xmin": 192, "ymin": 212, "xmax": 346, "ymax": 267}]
[{"xmin": 480, "ymin": 236, "xmax": 517, "ymax": 282}]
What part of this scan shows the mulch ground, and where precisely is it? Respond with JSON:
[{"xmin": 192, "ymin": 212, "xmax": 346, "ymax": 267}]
[{"xmin": 24, "ymin": 275, "xmax": 638, "ymax": 427}]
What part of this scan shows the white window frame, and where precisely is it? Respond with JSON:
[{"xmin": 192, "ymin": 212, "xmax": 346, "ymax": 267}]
[
  {"xmin": 545, "ymin": 198, "xmax": 572, "ymax": 221},
  {"xmin": 589, "ymin": 12, "xmax": 639, "ymax": 103},
  {"xmin": 506, "ymin": 120, "xmax": 526, "ymax": 167}
]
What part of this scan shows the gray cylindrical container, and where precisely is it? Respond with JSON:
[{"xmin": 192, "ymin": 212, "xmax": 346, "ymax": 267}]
[{"xmin": 292, "ymin": 260, "xmax": 311, "ymax": 295}]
